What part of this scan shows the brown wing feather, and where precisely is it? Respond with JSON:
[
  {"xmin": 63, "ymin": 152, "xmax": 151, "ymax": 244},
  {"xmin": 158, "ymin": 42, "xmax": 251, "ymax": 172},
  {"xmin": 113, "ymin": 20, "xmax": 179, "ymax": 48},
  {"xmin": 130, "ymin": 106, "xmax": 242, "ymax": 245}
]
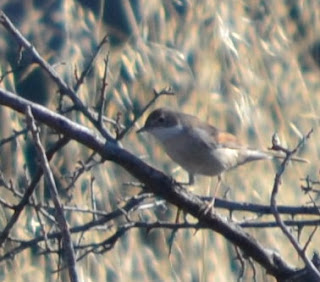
[
  {"xmin": 178, "ymin": 111, "xmax": 245, "ymax": 149},
  {"xmin": 216, "ymin": 131, "xmax": 245, "ymax": 149}
]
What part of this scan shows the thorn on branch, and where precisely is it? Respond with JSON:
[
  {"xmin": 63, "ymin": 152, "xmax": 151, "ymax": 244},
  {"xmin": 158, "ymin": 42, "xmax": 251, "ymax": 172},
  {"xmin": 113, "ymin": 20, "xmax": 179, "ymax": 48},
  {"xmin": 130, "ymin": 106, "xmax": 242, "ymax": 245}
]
[
  {"xmin": 117, "ymin": 87, "xmax": 175, "ymax": 140},
  {"xmin": 17, "ymin": 45, "xmax": 24, "ymax": 65},
  {"xmin": 300, "ymin": 175, "xmax": 320, "ymax": 194},
  {"xmin": 113, "ymin": 112, "xmax": 122, "ymax": 139},
  {"xmin": 74, "ymin": 34, "xmax": 109, "ymax": 93},
  {"xmin": 269, "ymin": 129, "xmax": 313, "ymax": 156},
  {"xmin": 269, "ymin": 132, "xmax": 290, "ymax": 154},
  {"xmin": 0, "ymin": 128, "xmax": 28, "ymax": 147},
  {"xmin": 153, "ymin": 86, "xmax": 175, "ymax": 97},
  {"xmin": 98, "ymin": 52, "xmax": 110, "ymax": 126},
  {"xmin": 74, "ymin": 66, "xmax": 79, "ymax": 83},
  {"xmin": 0, "ymin": 68, "xmax": 16, "ymax": 83}
]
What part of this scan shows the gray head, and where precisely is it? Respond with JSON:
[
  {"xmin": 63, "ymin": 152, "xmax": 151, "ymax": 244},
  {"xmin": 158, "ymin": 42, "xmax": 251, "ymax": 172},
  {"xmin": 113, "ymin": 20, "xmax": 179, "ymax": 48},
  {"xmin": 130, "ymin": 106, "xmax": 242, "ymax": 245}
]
[{"xmin": 137, "ymin": 108, "xmax": 180, "ymax": 134}]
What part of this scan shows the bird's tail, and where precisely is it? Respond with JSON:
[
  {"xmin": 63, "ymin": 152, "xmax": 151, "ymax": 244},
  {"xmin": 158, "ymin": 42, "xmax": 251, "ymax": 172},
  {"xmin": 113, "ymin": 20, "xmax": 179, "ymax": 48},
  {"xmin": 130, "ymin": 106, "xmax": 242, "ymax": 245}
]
[
  {"xmin": 271, "ymin": 153, "xmax": 309, "ymax": 163},
  {"xmin": 240, "ymin": 150, "xmax": 308, "ymax": 165}
]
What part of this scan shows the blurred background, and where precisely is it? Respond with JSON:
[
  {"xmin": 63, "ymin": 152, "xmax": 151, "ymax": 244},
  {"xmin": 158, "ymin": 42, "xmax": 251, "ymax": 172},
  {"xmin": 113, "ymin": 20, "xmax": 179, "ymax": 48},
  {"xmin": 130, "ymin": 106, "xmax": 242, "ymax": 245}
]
[{"xmin": 0, "ymin": 0, "xmax": 319, "ymax": 281}]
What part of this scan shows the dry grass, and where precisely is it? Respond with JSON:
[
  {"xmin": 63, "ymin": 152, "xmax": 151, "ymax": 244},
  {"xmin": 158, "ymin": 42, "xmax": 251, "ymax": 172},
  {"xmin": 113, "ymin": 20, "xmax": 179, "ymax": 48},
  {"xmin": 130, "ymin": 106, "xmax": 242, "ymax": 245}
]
[{"xmin": 0, "ymin": 0, "xmax": 320, "ymax": 281}]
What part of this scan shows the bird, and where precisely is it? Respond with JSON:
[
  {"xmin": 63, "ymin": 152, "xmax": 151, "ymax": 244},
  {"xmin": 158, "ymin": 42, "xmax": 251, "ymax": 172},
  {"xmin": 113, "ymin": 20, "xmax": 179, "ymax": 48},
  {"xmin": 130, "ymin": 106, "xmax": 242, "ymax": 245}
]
[{"xmin": 137, "ymin": 107, "xmax": 306, "ymax": 212}]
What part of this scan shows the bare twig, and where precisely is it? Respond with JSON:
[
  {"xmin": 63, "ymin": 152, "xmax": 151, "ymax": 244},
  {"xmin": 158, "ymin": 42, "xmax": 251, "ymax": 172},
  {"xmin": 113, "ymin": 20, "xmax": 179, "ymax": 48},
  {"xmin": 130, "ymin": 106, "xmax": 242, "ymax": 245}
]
[
  {"xmin": 301, "ymin": 176, "xmax": 320, "ymax": 217},
  {"xmin": 74, "ymin": 35, "xmax": 109, "ymax": 92},
  {"xmin": 0, "ymin": 197, "xmax": 15, "ymax": 209},
  {"xmin": 64, "ymin": 152, "xmax": 100, "ymax": 192},
  {"xmin": 0, "ymin": 11, "xmax": 114, "ymax": 142},
  {"xmin": 247, "ymin": 258, "xmax": 257, "ymax": 282},
  {"xmin": 234, "ymin": 246, "xmax": 245, "ymax": 282},
  {"xmin": 98, "ymin": 52, "xmax": 110, "ymax": 126},
  {"xmin": 0, "ymin": 135, "xmax": 69, "ymax": 246},
  {"xmin": 0, "ymin": 67, "xmax": 22, "ymax": 83},
  {"xmin": 199, "ymin": 197, "xmax": 320, "ymax": 216},
  {"xmin": 31, "ymin": 194, "xmax": 51, "ymax": 252},
  {"xmin": 303, "ymin": 225, "xmax": 318, "ymax": 253},
  {"xmin": 113, "ymin": 112, "xmax": 122, "ymax": 139},
  {"xmin": 90, "ymin": 176, "xmax": 97, "ymax": 221},
  {"xmin": 270, "ymin": 129, "xmax": 320, "ymax": 280},
  {"xmin": 0, "ymin": 128, "xmax": 28, "ymax": 147},
  {"xmin": 239, "ymin": 219, "xmax": 320, "ymax": 229},
  {"xmin": 0, "ymin": 193, "xmax": 151, "ymax": 262},
  {"xmin": 301, "ymin": 175, "xmax": 320, "ymax": 196},
  {"xmin": 25, "ymin": 106, "xmax": 78, "ymax": 282}
]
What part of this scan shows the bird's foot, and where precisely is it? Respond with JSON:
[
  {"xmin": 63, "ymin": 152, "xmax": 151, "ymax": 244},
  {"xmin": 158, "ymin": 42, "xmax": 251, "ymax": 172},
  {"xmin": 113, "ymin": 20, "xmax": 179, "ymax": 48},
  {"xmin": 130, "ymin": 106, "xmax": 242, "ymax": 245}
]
[{"xmin": 199, "ymin": 197, "xmax": 216, "ymax": 217}]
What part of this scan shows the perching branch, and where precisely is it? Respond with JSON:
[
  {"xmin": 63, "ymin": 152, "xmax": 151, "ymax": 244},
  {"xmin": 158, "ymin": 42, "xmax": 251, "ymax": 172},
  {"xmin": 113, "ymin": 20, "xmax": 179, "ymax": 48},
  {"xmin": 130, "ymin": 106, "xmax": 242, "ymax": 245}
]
[{"xmin": 0, "ymin": 86, "xmax": 300, "ymax": 280}]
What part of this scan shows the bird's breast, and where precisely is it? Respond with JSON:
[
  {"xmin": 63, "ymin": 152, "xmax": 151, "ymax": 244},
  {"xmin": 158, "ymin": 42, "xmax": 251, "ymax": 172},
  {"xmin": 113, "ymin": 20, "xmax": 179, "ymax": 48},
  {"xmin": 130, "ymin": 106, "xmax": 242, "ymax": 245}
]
[{"xmin": 159, "ymin": 132, "xmax": 229, "ymax": 176}]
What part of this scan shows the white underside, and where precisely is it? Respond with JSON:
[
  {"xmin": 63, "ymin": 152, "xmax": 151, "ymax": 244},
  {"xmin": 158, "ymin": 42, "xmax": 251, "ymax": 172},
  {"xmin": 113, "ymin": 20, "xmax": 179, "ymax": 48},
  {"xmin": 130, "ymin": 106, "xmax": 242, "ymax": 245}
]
[{"xmin": 148, "ymin": 125, "xmax": 270, "ymax": 176}]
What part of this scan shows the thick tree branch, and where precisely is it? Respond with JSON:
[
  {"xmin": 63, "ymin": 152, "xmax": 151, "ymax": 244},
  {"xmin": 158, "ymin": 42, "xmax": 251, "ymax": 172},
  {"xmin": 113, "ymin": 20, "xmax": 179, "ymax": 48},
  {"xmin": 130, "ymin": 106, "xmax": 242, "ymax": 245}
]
[{"xmin": 0, "ymin": 87, "xmax": 299, "ymax": 280}]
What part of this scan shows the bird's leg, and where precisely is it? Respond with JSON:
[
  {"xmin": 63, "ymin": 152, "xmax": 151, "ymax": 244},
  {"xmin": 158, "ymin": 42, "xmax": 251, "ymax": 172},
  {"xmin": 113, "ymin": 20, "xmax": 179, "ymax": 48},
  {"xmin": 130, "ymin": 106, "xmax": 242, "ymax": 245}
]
[
  {"xmin": 201, "ymin": 174, "xmax": 222, "ymax": 215},
  {"xmin": 174, "ymin": 173, "xmax": 194, "ymax": 223},
  {"xmin": 174, "ymin": 207, "xmax": 189, "ymax": 223},
  {"xmin": 188, "ymin": 173, "xmax": 195, "ymax": 185},
  {"xmin": 175, "ymin": 208, "xmax": 181, "ymax": 223}
]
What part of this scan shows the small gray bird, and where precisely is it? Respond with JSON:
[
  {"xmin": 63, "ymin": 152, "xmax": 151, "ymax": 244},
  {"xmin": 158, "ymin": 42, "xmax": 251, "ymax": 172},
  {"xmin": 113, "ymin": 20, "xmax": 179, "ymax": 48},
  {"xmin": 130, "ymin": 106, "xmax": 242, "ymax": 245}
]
[{"xmin": 137, "ymin": 107, "xmax": 306, "ymax": 185}]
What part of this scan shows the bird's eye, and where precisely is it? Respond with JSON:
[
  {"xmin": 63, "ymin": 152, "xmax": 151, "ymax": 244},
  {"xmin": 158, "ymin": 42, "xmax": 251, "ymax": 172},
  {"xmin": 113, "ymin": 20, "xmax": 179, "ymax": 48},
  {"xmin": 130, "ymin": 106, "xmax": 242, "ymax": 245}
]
[{"xmin": 158, "ymin": 116, "xmax": 165, "ymax": 123}]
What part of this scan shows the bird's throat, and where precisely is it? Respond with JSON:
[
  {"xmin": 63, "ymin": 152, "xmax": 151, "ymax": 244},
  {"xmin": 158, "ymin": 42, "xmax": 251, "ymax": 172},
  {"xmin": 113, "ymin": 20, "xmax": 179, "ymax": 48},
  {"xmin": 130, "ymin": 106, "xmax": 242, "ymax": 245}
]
[{"xmin": 149, "ymin": 124, "xmax": 184, "ymax": 142}]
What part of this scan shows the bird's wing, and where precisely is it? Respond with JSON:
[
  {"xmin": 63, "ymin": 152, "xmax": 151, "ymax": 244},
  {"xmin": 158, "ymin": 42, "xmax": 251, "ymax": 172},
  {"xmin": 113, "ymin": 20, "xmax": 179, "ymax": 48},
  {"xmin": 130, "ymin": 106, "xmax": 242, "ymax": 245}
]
[
  {"xmin": 180, "ymin": 113, "xmax": 245, "ymax": 150},
  {"xmin": 215, "ymin": 130, "xmax": 245, "ymax": 149}
]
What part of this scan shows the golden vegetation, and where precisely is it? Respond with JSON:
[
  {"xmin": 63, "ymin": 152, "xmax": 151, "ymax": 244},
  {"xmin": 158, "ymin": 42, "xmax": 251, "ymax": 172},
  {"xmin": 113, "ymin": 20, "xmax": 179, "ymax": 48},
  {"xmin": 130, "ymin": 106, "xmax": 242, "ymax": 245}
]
[{"xmin": 0, "ymin": 1, "xmax": 319, "ymax": 281}]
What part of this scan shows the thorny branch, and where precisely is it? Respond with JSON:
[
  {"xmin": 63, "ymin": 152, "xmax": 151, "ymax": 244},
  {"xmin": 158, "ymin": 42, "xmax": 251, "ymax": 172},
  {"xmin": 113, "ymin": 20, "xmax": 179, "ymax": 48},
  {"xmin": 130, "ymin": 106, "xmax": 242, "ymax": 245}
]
[
  {"xmin": 25, "ymin": 106, "xmax": 78, "ymax": 282},
  {"xmin": 98, "ymin": 52, "xmax": 110, "ymax": 127},
  {"xmin": 0, "ymin": 128, "xmax": 28, "ymax": 147},
  {"xmin": 0, "ymin": 10, "xmax": 319, "ymax": 282},
  {"xmin": 270, "ymin": 129, "xmax": 320, "ymax": 280},
  {"xmin": 0, "ymin": 136, "xmax": 70, "ymax": 246},
  {"xmin": 0, "ymin": 85, "xmax": 318, "ymax": 280},
  {"xmin": 0, "ymin": 11, "xmax": 114, "ymax": 142},
  {"xmin": 0, "ymin": 193, "xmax": 154, "ymax": 262}
]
